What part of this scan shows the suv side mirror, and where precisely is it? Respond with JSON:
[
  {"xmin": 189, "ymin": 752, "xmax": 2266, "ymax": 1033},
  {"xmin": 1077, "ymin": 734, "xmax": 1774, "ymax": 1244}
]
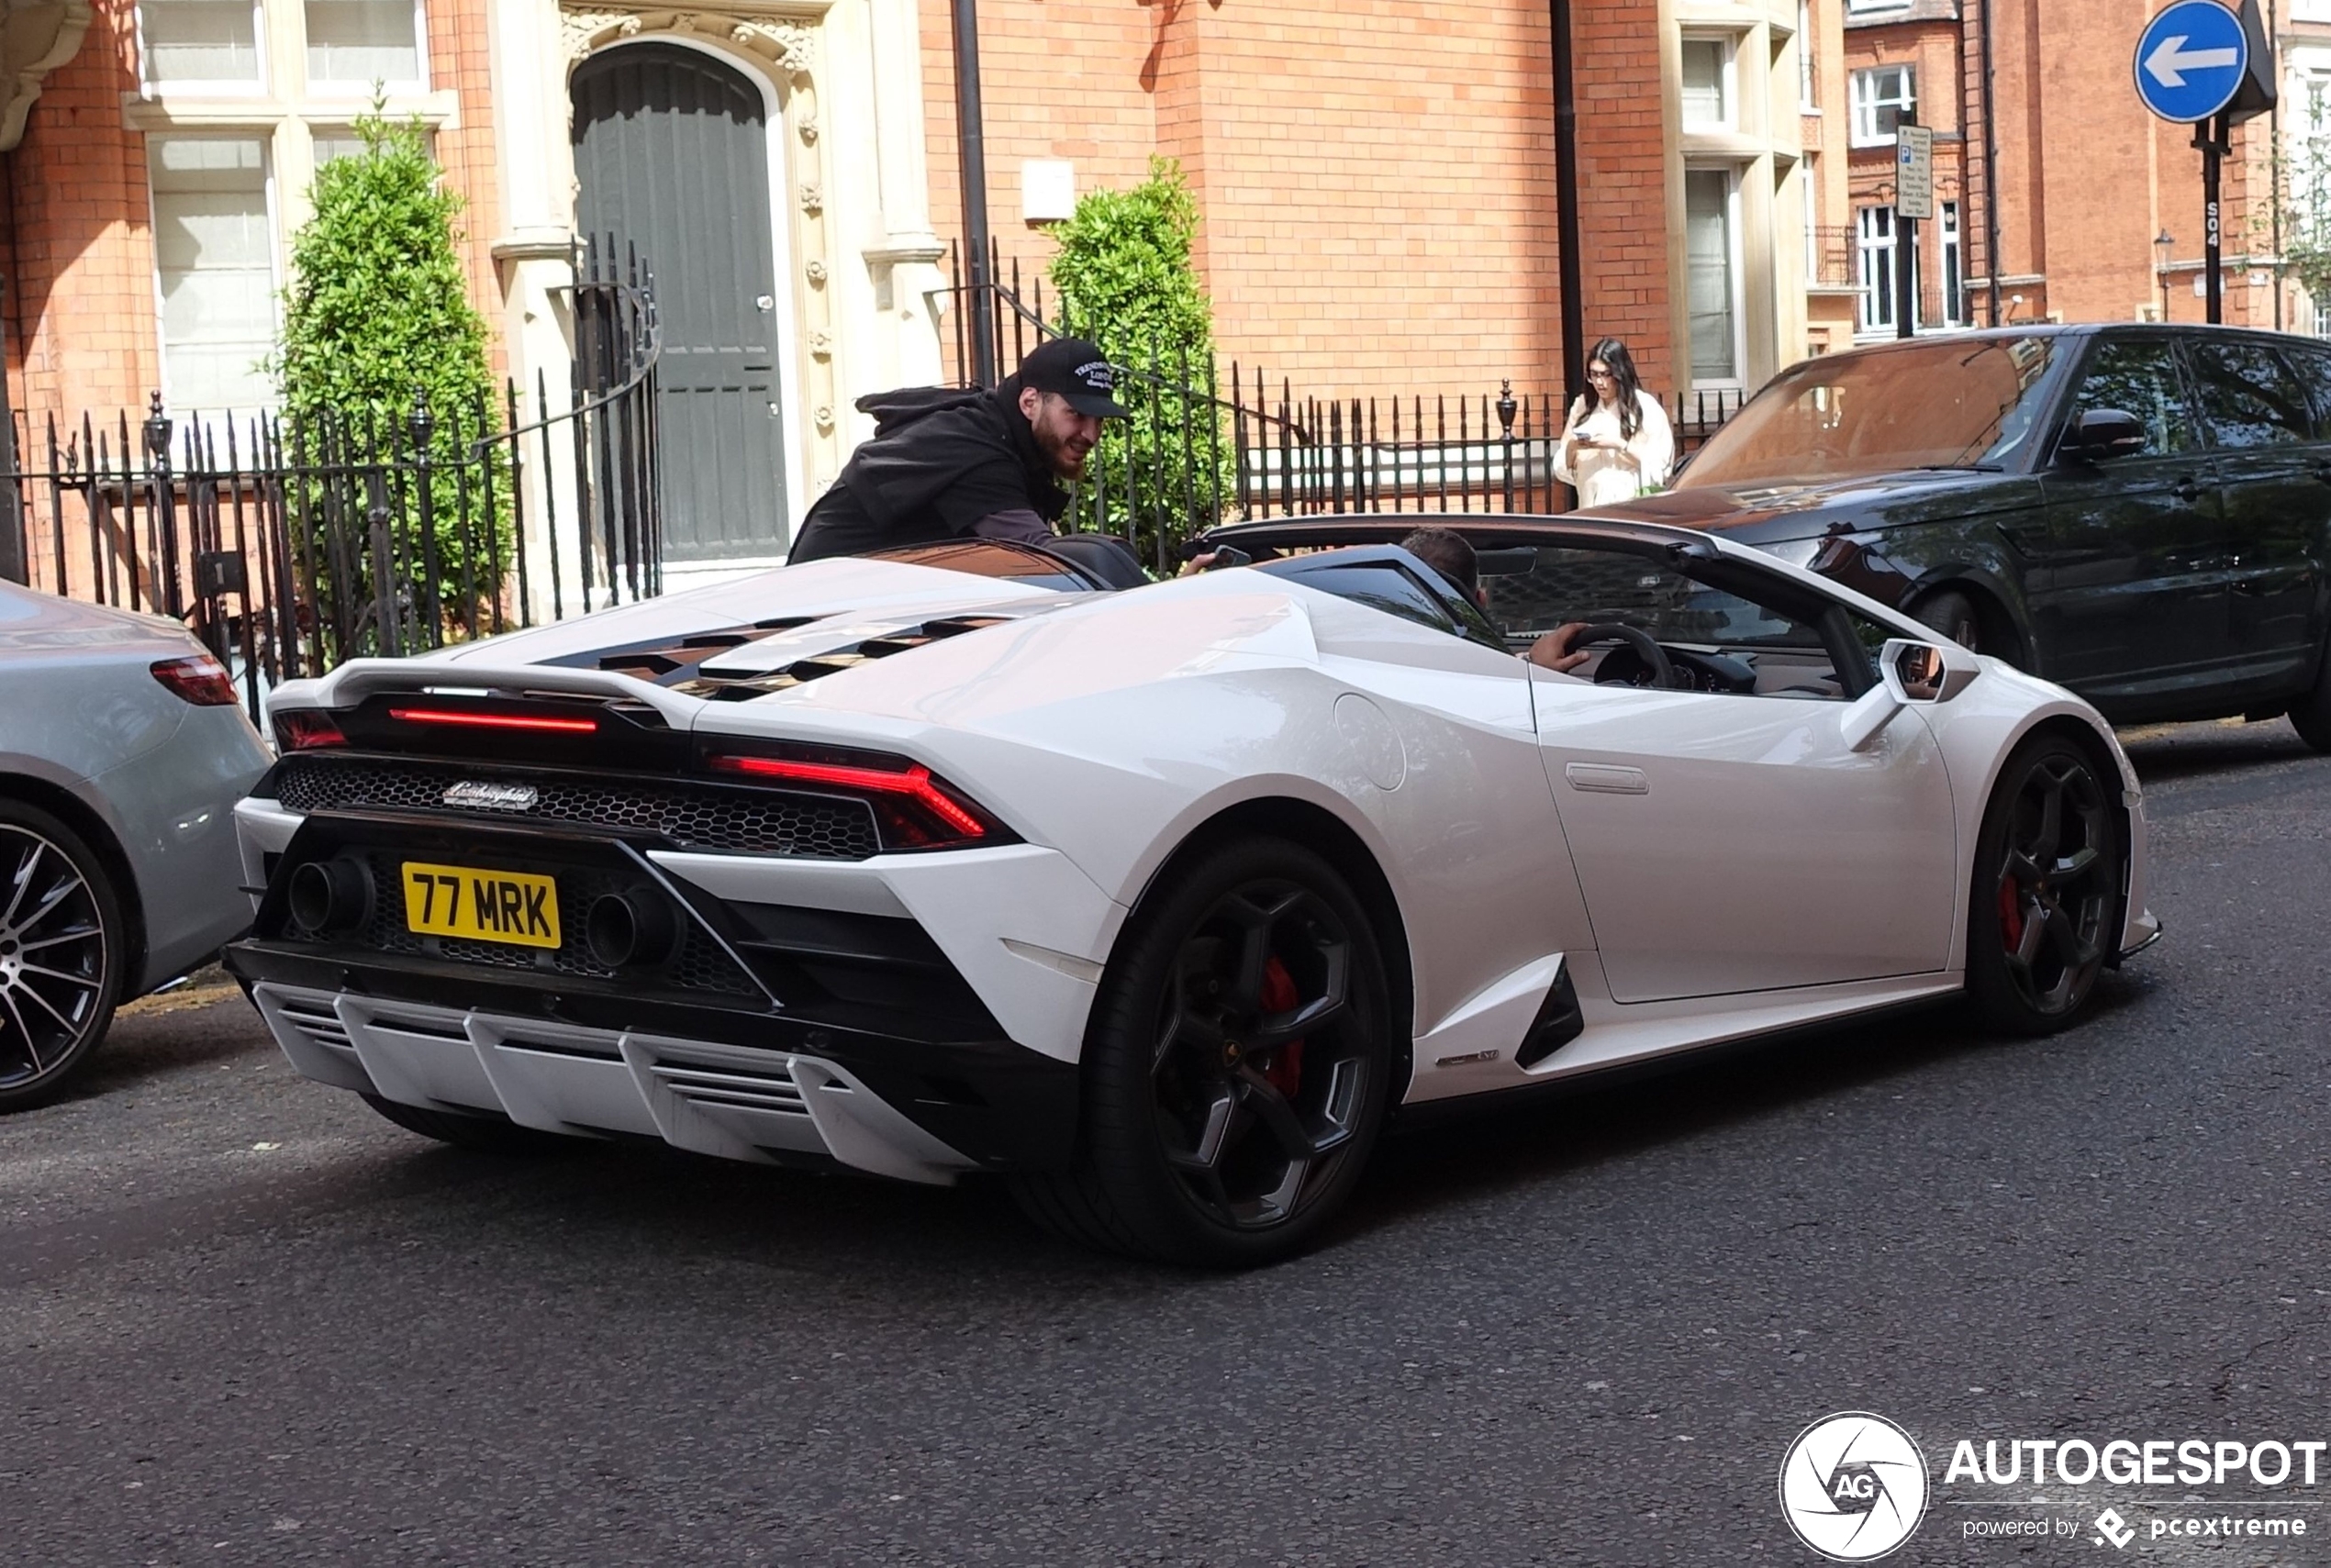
[
  {"xmin": 1841, "ymin": 637, "xmax": 1984, "ymax": 751},
  {"xmin": 2058, "ymin": 408, "xmax": 2147, "ymax": 464}
]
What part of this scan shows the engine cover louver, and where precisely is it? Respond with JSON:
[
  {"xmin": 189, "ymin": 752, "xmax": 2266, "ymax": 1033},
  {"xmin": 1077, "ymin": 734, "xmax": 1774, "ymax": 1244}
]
[{"xmin": 674, "ymin": 615, "xmax": 1015, "ymax": 702}]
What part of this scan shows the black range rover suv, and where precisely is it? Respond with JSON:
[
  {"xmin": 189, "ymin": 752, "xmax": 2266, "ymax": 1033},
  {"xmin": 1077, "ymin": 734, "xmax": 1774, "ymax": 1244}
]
[{"xmin": 1596, "ymin": 324, "xmax": 2331, "ymax": 742}]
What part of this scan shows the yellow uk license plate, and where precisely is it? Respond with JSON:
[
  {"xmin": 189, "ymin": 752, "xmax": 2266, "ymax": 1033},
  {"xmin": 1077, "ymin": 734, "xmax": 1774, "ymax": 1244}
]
[{"xmin": 400, "ymin": 862, "xmax": 562, "ymax": 949}]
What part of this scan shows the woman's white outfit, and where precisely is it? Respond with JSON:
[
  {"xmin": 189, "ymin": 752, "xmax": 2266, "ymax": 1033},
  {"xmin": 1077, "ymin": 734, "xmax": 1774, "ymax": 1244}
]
[{"xmin": 1556, "ymin": 389, "xmax": 1676, "ymax": 508}]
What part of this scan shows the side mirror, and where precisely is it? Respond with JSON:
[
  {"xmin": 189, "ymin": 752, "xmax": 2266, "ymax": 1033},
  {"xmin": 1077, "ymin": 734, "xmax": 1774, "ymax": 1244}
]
[
  {"xmin": 1841, "ymin": 637, "xmax": 1982, "ymax": 752},
  {"xmin": 2058, "ymin": 408, "xmax": 2147, "ymax": 464},
  {"xmin": 1880, "ymin": 636, "xmax": 1980, "ymax": 703}
]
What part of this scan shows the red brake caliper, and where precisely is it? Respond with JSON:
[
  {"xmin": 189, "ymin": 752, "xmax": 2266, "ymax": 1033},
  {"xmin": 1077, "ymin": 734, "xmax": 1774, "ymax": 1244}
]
[
  {"xmin": 1997, "ymin": 879, "xmax": 2024, "ymax": 952},
  {"xmin": 1259, "ymin": 956, "xmax": 1304, "ymax": 1097}
]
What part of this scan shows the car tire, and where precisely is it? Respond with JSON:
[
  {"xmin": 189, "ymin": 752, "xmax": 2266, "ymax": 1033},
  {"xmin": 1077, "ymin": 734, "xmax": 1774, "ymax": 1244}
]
[
  {"xmin": 2284, "ymin": 643, "xmax": 2331, "ymax": 752},
  {"xmin": 1913, "ymin": 589, "xmax": 1984, "ymax": 655},
  {"xmin": 1964, "ymin": 732, "xmax": 2125, "ymax": 1037},
  {"xmin": 1011, "ymin": 836, "xmax": 1393, "ymax": 1268},
  {"xmin": 0, "ymin": 800, "xmax": 127, "ymax": 1112},
  {"xmin": 360, "ymin": 1092, "xmax": 577, "ymax": 1154}
]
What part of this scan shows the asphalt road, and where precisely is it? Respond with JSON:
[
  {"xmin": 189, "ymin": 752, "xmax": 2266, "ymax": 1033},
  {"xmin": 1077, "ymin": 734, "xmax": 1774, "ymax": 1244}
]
[{"xmin": 6, "ymin": 717, "xmax": 2329, "ymax": 1567}]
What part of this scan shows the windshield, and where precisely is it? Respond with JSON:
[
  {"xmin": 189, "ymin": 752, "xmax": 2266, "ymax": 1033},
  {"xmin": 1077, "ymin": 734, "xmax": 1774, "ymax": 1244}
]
[
  {"xmin": 1677, "ymin": 336, "xmax": 2061, "ymax": 487},
  {"xmin": 1491, "ymin": 545, "xmax": 1826, "ymax": 651}
]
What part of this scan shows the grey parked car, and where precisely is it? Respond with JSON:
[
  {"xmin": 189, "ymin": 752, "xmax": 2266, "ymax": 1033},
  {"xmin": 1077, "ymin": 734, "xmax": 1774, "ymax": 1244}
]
[{"xmin": 0, "ymin": 582, "xmax": 272, "ymax": 1107}]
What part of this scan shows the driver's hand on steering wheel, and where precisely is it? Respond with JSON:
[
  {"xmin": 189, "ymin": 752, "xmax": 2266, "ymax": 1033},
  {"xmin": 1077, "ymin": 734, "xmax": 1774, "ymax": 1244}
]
[{"xmin": 1524, "ymin": 621, "xmax": 1595, "ymax": 674}]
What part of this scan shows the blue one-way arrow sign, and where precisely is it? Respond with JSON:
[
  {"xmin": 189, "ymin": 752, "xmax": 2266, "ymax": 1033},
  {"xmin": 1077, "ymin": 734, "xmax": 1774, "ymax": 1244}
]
[{"xmin": 2134, "ymin": 0, "xmax": 2249, "ymax": 122}]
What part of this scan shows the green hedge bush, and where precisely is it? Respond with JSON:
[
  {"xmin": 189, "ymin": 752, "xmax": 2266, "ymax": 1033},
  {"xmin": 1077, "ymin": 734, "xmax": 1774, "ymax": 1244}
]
[
  {"xmin": 1046, "ymin": 156, "xmax": 1233, "ymax": 566},
  {"xmin": 276, "ymin": 112, "xmax": 509, "ymax": 636}
]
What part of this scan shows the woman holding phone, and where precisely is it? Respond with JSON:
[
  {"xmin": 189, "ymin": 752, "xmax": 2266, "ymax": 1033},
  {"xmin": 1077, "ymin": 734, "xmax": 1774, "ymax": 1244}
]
[{"xmin": 1556, "ymin": 338, "xmax": 1676, "ymax": 508}]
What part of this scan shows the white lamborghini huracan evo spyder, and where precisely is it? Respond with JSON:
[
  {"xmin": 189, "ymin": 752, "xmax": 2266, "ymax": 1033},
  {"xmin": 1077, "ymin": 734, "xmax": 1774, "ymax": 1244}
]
[{"xmin": 224, "ymin": 517, "xmax": 2158, "ymax": 1265}]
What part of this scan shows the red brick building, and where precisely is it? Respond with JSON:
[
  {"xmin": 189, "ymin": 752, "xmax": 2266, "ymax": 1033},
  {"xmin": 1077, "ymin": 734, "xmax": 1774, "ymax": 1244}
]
[
  {"xmin": 1833, "ymin": 0, "xmax": 2285, "ymax": 340},
  {"xmin": 2, "ymin": 0, "xmax": 505, "ymax": 421},
  {"xmin": 3, "ymin": 0, "xmax": 1821, "ymax": 566}
]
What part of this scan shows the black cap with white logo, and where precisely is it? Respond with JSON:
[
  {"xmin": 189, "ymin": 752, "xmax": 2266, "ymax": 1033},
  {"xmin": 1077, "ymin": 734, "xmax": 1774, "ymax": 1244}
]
[{"xmin": 1017, "ymin": 337, "xmax": 1132, "ymax": 419}]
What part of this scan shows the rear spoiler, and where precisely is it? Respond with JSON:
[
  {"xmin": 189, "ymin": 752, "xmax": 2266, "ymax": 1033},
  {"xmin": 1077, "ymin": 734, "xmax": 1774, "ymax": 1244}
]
[{"xmin": 302, "ymin": 658, "xmax": 707, "ymax": 730}]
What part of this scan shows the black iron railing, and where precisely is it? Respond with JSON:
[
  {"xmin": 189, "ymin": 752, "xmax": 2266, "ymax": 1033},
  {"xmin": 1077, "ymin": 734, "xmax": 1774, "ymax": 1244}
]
[
  {"xmin": 935, "ymin": 242, "xmax": 1747, "ymax": 562},
  {"xmin": 0, "ymin": 240, "xmax": 663, "ymax": 724}
]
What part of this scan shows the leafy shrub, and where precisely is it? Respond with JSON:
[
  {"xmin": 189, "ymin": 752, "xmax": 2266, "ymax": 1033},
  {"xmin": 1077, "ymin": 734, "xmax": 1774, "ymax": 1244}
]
[
  {"xmin": 1046, "ymin": 156, "xmax": 1233, "ymax": 566},
  {"xmin": 276, "ymin": 112, "xmax": 509, "ymax": 637}
]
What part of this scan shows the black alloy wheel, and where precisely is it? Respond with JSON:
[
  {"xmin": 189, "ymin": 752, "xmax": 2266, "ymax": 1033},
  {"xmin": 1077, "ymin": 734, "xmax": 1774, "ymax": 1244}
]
[
  {"xmin": 1965, "ymin": 735, "xmax": 2123, "ymax": 1035},
  {"xmin": 0, "ymin": 803, "xmax": 125, "ymax": 1111},
  {"xmin": 1014, "ymin": 838, "xmax": 1391, "ymax": 1267}
]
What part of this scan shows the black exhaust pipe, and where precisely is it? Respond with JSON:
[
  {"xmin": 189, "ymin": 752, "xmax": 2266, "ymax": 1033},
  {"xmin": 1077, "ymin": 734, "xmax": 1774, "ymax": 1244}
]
[
  {"xmin": 287, "ymin": 856, "xmax": 374, "ymax": 936},
  {"xmin": 585, "ymin": 889, "xmax": 679, "ymax": 970}
]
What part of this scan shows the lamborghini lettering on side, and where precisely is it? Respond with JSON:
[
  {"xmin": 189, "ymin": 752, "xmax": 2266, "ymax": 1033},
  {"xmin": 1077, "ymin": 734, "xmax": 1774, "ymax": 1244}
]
[{"xmin": 224, "ymin": 526, "xmax": 2158, "ymax": 1266}]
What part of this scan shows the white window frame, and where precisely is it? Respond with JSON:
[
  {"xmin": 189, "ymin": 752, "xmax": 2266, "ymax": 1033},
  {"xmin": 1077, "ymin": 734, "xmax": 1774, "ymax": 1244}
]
[
  {"xmin": 1685, "ymin": 164, "xmax": 1748, "ymax": 390},
  {"xmin": 1846, "ymin": 0, "xmax": 1913, "ymax": 14},
  {"xmin": 1857, "ymin": 205, "xmax": 1896, "ymax": 333},
  {"xmin": 1680, "ymin": 33, "xmax": 1739, "ymax": 133},
  {"xmin": 145, "ymin": 132, "xmax": 284, "ymax": 420},
  {"xmin": 1940, "ymin": 201, "xmax": 1964, "ymax": 327},
  {"xmin": 1850, "ymin": 64, "xmax": 1915, "ymax": 148},
  {"xmin": 1804, "ymin": 154, "xmax": 1823, "ymax": 283},
  {"xmin": 1799, "ymin": 1, "xmax": 1817, "ymax": 110},
  {"xmin": 302, "ymin": 0, "xmax": 430, "ymax": 96},
  {"xmin": 136, "ymin": 0, "xmax": 270, "ymax": 97}
]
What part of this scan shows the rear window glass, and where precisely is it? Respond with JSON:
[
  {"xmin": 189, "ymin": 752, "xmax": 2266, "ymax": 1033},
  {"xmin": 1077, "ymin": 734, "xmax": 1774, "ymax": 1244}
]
[
  {"xmin": 2188, "ymin": 339, "xmax": 2313, "ymax": 450},
  {"xmin": 867, "ymin": 539, "xmax": 1090, "ymax": 593}
]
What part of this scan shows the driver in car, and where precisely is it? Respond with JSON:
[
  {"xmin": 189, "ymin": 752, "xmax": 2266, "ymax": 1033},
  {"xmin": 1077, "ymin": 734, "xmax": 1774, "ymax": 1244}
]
[{"xmin": 1397, "ymin": 528, "xmax": 1594, "ymax": 674}]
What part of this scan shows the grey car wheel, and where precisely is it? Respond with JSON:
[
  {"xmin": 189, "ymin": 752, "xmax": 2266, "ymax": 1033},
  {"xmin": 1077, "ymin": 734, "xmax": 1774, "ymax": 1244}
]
[{"xmin": 0, "ymin": 803, "xmax": 125, "ymax": 1110}]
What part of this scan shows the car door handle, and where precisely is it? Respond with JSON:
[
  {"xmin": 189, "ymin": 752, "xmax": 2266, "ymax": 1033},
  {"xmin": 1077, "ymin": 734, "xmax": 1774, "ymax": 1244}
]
[{"xmin": 1565, "ymin": 762, "xmax": 1650, "ymax": 795}]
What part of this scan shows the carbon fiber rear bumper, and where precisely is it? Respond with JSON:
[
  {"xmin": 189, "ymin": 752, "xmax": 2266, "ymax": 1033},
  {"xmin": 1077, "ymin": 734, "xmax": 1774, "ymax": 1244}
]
[
  {"xmin": 222, "ymin": 808, "xmax": 1082, "ymax": 1173},
  {"xmin": 224, "ymin": 941, "xmax": 1080, "ymax": 1174}
]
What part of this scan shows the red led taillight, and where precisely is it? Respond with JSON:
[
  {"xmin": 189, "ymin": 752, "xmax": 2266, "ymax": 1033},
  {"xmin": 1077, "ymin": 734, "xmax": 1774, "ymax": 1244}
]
[
  {"xmin": 386, "ymin": 707, "xmax": 600, "ymax": 735},
  {"xmin": 702, "ymin": 746, "xmax": 1008, "ymax": 850},
  {"xmin": 150, "ymin": 654, "xmax": 238, "ymax": 707},
  {"xmin": 272, "ymin": 709, "xmax": 349, "ymax": 751}
]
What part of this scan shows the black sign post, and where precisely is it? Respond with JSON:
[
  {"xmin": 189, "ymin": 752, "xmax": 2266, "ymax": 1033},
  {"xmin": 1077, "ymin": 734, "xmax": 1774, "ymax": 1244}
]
[
  {"xmin": 2197, "ymin": 113, "xmax": 2228, "ymax": 324},
  {"xmin": 1894, "ymin": 114, "xmax": 1932, "ymax": 341},
  {"xmin": 2135, "ymin": 0, "xmax": 2273, "ymax": 328},
  {"xmin": 949, "ymin": 0, "xmax": 995, "ymax": 383}
]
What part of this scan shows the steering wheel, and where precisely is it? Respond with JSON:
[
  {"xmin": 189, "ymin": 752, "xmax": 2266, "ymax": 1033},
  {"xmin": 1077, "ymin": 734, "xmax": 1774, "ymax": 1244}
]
[{"xmin": 1570, "ymin": 623, "xmax": 1681, "ymax": 689}]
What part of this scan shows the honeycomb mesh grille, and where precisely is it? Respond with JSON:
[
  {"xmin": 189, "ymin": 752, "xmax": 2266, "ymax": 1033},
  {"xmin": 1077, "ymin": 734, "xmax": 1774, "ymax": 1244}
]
[
  {"xmin": 356, "ymin": 852, "xmax": 762, "ymax": 997},
  {"xmin": 274, "ymin": 756, "xmax": 881, "ymax": 861}
]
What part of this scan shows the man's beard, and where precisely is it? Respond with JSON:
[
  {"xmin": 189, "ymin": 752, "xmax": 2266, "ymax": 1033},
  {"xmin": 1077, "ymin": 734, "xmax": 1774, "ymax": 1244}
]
[{"xmin": 1034, "ymin": 424, "xmax": 1092, "ymax": 479}]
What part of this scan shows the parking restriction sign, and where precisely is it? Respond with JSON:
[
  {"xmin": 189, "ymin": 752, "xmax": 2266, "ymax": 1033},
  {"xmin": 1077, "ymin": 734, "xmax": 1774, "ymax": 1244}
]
[{"xmin": 1895, "ymin": 124, "xmax": 1935, "ymax": 220}]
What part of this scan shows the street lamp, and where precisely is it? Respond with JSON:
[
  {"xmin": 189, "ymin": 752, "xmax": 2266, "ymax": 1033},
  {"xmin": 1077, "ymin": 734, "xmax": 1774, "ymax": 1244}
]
[{"xmin": 2155, "ymin": 229, "xmax": 2176, "ymax": 322}]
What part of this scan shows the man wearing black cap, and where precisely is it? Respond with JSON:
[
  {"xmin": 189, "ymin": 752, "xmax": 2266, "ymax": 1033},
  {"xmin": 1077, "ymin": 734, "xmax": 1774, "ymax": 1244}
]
[{"xmin": 786, "ymin": 337, "xmax": 1131, "ymax": 564}]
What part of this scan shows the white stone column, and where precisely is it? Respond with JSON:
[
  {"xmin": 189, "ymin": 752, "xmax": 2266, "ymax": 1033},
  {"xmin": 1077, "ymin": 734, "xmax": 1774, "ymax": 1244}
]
[
  {"xmin": 485, "ymin": 0, "xmax": 581, "ymax": 619},
  {"xmin": 862, "ymin": 0, "xmax": 946, "ymax": 400}
]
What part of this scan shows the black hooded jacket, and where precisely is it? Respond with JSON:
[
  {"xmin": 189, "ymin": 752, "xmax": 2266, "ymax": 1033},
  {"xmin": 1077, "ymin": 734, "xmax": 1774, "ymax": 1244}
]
[{"xmin": 786, "ymin": 378, "xmax": 1068, "ymax": 563}]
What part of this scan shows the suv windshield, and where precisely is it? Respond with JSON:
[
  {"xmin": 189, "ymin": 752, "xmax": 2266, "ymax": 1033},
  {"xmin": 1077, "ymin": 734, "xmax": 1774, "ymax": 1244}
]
[{"xmin": 1677, "ymin": 336, "xmax": 2061, "ymax": 487}]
